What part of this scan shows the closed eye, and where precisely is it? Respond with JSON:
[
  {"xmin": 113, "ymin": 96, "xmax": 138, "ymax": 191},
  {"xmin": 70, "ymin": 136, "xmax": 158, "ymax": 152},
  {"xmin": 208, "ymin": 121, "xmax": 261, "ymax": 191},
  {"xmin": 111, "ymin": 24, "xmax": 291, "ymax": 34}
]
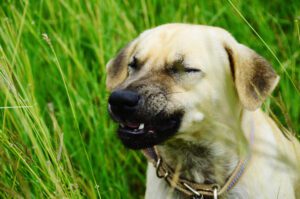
[
  {"xmin": 184, "ymin": 67, "xmax": 201, "ymax": 73},
  {"xmin": 167, "ymin": 57, "xmax": 202, "ymax": 75}
]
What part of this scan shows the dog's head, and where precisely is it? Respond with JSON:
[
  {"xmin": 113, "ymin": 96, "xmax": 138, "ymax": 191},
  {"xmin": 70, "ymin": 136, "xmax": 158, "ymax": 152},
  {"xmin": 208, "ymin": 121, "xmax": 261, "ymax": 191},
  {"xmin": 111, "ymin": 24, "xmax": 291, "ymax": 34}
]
[{"xmin": 106, "ymin": 24, "xmax": 279, "ymax": 149}]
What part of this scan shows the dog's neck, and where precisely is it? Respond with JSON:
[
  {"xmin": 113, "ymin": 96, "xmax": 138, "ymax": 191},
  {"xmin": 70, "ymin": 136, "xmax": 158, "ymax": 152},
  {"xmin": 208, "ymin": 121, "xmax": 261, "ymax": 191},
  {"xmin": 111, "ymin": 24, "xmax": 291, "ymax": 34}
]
[
  {"xmin": 157, "ymin": 139, "xmax": 239, "ymax": 186},
  {"xmin": 157, "ymin": 110, "xmax": 252, "ymax": 186}
]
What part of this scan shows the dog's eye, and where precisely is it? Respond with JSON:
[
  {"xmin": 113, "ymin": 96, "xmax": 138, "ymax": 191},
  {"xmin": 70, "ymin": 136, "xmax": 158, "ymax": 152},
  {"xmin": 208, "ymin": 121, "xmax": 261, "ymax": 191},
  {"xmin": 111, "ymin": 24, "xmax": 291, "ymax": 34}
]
[
  {"xmin": 184, "ymin": 68, "xmax": 201, "ymax": 73},
  {"xmin": 169, "ymin": 67, "xmax": 201, "ymax": 74},
  {"xmin": 128, "ymin": 56, "xmax": 138, "ymax": 69}
]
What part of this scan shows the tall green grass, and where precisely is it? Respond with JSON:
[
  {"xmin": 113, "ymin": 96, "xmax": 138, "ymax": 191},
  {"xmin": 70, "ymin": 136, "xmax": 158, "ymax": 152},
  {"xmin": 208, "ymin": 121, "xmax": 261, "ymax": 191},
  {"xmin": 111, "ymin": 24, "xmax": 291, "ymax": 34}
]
[{"xmin": 0, "ymin": 0, "xmax": 299, "ymax": 198}]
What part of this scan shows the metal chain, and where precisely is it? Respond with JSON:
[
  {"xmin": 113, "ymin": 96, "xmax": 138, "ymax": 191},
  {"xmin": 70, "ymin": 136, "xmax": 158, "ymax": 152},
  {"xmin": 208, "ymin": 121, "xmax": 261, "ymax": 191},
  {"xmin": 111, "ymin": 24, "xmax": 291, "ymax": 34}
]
[{"xmin": 213, "ymin": 188, "xmax": 218, "ymax": 199}]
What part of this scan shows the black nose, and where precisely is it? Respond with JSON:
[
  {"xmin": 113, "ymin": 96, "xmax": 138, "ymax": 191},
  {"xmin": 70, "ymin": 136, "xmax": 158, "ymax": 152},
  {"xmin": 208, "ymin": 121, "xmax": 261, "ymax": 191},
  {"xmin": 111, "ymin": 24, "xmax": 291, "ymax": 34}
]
[{"xmin": 108, "ymin": 90, "xmax": 140, "ymax": 114}]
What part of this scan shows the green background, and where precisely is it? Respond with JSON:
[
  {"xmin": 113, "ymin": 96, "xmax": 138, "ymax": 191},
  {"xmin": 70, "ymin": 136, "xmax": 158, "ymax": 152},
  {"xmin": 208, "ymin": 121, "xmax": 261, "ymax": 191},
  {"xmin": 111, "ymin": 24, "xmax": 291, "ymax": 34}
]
[{"xmin": 0, "ymin": 0, "xmax": 299, "ymax": 198}]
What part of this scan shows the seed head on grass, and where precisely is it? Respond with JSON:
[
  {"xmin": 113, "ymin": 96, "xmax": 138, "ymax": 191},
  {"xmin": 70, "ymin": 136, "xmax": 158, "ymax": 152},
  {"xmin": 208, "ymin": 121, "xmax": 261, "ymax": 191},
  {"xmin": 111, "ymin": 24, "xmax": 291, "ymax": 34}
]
[{"xmin": 42, "ymin": 33, "xmax": 51, "ymax": 46}]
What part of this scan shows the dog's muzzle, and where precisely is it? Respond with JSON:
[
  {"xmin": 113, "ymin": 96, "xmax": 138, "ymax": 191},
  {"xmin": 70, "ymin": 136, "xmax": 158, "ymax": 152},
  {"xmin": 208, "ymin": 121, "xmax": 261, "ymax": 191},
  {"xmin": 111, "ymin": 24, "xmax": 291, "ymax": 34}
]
[{"xmin": 108, "ymin": 89, "xmax": 183, "ymax": 149}]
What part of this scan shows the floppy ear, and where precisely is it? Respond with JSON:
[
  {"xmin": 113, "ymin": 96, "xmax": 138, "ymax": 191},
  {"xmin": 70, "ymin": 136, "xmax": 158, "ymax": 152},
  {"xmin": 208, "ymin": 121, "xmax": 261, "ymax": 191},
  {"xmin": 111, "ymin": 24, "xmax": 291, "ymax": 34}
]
[
  {"xmin": 106, "ymin": 45, "xmax": 131, "ymax": 91},
  {"xmin": 225, "ymin": 44, "xmax": 279, "ymax": 110}
]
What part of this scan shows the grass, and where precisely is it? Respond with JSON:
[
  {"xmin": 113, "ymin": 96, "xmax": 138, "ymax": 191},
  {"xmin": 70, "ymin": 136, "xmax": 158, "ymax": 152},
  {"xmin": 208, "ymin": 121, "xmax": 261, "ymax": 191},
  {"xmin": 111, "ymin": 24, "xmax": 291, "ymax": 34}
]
[{"xmin": 0, "ymin": 0, "xmax": 299, "ymax": 198}]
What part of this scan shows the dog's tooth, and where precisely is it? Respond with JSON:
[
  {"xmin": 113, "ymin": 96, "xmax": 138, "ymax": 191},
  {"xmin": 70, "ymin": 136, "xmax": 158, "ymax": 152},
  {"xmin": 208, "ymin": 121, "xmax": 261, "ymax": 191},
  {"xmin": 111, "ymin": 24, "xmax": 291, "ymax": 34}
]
[
  {"xmin": 120, "ymin": 123, "xmax": 125, "ymax": 128},
  {"xmin": 138, "ymin": 123, "xmax": 144, "ymax": 130},
  {"xmin": 148, "ymin": 130, "xmax": 154, "ymax": 134}
]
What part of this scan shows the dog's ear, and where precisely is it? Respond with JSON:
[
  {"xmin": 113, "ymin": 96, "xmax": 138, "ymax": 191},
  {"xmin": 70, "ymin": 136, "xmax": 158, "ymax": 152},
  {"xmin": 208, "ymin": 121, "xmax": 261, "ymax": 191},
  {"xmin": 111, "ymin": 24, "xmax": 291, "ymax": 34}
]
[
  {"xmin": 224, "ymin": 43, "xmax": 279, "ymax": 110},
  {"xmin": 106, "ymin": 43, "xmax": 132, "ymax": 91}
]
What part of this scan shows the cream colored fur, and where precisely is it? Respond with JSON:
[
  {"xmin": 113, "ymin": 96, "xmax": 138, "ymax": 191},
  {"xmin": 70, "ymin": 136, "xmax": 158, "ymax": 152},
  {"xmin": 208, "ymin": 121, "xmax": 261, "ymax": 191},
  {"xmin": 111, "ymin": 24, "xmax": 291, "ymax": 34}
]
[{"xmin": 106, "ymin": 24, "xmax": 300, "ymax": 199}]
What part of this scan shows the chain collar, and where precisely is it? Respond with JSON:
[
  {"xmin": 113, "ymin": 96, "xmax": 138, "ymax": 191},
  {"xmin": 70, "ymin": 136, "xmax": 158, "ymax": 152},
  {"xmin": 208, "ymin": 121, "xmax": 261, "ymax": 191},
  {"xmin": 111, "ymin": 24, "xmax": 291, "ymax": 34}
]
[{"xmin": 142, "ymin": 120, "xmax": 254, "ymax": 199}]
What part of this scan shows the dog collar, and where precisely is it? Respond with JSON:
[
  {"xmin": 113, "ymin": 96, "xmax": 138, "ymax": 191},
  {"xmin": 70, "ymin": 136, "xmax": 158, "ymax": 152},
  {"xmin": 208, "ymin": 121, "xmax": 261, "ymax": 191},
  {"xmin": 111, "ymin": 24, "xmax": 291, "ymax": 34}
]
[{"xmin": 142, "ymin": 120, "xmax": 254, "ymax": 199}]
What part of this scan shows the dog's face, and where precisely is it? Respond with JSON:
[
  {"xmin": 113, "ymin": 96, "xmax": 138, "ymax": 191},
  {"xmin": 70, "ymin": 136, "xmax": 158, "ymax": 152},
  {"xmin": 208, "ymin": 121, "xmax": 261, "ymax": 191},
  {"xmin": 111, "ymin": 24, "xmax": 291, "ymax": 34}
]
[{"xmin": 106, "ymin": 24, "xmax": 279, "ymax": 149}]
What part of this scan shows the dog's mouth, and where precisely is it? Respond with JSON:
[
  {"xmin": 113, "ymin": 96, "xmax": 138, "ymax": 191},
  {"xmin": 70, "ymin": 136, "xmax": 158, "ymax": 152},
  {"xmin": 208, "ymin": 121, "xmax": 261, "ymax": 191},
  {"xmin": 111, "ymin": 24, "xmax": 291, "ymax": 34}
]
[
  {"xmin": 117, "ymin": 117, "xmax": 182, "ymax": 149},
  {"xmin": 109, "ymin": 107, "xmax": 183, "ymax": 149}
]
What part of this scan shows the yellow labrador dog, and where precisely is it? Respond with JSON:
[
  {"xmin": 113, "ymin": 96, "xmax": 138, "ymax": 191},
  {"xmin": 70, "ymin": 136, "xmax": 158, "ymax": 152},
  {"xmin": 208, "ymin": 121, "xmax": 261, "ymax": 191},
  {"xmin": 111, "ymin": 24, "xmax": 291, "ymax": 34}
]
[{"xmin": 106, "ymin": 24, "xmax": 300, "ymax": 199}]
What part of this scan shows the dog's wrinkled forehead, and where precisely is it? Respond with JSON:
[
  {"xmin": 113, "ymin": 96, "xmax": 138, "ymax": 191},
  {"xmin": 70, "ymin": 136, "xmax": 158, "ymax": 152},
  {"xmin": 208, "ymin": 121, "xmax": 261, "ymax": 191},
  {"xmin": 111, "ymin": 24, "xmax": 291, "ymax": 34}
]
[{"xmin": 133, "ymin": 24, "xmax": 225, "ymax": 71}]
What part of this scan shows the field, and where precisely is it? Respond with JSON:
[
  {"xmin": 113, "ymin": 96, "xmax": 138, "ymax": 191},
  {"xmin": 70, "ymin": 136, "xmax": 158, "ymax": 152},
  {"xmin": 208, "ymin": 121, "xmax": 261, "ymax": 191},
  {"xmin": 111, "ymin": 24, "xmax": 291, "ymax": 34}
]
[{"xmin": 0, "ymin": 0, "xmax": 299, "ymax": 198}]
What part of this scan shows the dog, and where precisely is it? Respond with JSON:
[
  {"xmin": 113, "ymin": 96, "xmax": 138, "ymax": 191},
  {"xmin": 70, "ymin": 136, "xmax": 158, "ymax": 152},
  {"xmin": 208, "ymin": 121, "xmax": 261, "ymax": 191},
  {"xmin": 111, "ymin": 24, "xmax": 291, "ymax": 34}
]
[{"xmin": 106, "ymin": 24, "xmax": 300, "ymax": 199}]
